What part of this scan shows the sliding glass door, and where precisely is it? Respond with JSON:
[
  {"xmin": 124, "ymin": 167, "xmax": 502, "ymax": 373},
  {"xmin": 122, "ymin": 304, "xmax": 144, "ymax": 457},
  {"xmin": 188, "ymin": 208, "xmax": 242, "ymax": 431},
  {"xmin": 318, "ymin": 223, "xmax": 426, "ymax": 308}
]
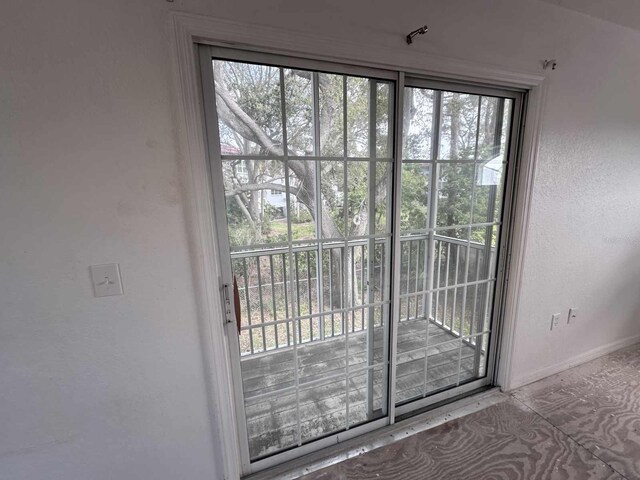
[
  {"xmin": 200, "ymin": 47, "xmax": 395, "ymax": 466},
  {"xmin": 394, "ymin": 82, "xmax": 516, "ymax": 414},
  {"xmin": 198, "ymin": 45, "xmax": 522, "ymax": 474}
]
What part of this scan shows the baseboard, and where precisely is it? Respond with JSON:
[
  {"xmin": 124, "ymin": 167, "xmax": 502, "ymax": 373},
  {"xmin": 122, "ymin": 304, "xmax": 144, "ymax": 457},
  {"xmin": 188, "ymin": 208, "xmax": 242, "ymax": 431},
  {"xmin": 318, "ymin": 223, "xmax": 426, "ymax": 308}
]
[{"xmin": 506, "ymin": 334, "xmax": 640, "ymax": 391}]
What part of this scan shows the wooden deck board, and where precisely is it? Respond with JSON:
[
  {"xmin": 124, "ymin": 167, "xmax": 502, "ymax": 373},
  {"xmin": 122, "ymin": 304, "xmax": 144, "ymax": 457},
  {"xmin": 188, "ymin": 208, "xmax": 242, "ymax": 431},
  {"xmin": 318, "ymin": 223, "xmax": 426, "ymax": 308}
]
[
  {"xmin": 240, "ymin": 319, "xmax": 485, "ymax": 460},
  {"xmin": 241, "ymin": 319, "xmax": 464, "ymax": 395}
]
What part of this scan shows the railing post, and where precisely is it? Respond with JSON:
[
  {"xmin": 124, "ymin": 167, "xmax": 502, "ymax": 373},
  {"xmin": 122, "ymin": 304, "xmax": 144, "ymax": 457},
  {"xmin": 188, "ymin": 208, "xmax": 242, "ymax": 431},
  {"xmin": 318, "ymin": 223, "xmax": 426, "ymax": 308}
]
[{"xmin": 242, "ymin": 258, "xmax": 254, "ymax": 355}]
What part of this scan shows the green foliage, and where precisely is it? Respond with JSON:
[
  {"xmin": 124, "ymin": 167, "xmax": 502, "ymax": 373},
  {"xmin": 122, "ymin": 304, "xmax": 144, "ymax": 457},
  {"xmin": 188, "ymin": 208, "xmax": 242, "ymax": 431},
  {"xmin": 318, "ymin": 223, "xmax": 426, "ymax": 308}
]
[
  {"xmin": 218, "ymin": 60, "xmax": 282, "ymax": 154},
  {"xmin": 291, "ymin": 208, "xmax": 312, "ymax": 224},
  {"xmin": 400, "ymin": 163, "xmax": 430, "ymax": 231}
]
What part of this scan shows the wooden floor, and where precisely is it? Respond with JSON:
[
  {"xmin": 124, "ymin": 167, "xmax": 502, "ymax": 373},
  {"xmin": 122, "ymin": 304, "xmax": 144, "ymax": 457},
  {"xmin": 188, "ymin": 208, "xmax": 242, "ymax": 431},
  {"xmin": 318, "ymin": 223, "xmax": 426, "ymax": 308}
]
[
  {"xmin": 240, "ymin": 318, "xmax": 483, "ymax": 460},
  {"xmin": 300, "ymin": 343, "xmax": 640, "ymax": 480}
]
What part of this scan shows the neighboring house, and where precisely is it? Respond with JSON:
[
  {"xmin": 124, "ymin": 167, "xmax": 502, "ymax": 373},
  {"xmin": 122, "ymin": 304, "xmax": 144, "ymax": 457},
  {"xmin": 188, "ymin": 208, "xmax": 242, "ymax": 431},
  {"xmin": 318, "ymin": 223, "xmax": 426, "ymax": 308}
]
[
  {"xmin": 478, "ymin": 154, "xmax": 503, "ymax": 186},
  {"xmin": 220, "ymin": 143, "xmax": 295, "ymax": 217}
]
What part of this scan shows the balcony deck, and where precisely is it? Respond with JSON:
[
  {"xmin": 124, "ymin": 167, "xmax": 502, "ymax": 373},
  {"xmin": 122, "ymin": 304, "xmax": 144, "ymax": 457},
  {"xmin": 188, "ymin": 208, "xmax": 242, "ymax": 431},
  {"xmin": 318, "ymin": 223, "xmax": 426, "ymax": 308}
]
[{"xmin": 240, "ymin": 318, "xmax": 484, "ymax": 460}]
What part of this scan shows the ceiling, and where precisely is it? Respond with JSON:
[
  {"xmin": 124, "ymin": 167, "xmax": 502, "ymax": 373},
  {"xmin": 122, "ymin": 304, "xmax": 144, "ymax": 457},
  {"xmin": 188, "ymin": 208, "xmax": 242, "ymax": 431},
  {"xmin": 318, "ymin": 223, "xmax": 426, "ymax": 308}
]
[{"xmin": 540, "ymin": 0, "xmax": 640, "ymax": 32}]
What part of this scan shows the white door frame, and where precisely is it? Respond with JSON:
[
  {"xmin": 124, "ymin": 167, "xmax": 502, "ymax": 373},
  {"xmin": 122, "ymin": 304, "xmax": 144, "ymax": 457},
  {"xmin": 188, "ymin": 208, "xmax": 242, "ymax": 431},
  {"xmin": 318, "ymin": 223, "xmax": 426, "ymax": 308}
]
[{"xmin": 170, "ymin": 11, "xmax": 546, "ymax": 480}]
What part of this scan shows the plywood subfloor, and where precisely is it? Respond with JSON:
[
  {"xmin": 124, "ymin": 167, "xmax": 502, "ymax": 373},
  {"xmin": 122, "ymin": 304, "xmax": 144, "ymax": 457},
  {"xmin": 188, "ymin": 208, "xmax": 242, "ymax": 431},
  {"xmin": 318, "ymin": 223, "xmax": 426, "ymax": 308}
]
[
  {"xmin": 300, "ymin": 343, "xmax": 640, "ymax": 480},
  {"xmin": 240, "ymin": 319, "xmax": 482, "ymax": 460}
]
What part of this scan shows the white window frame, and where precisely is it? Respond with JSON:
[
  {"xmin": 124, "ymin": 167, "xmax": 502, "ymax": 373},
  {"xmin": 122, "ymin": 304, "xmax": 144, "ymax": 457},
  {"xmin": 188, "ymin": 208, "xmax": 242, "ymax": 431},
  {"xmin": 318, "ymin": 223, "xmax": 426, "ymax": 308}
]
[{"xmin": 170, "ymin": 12, "xmax": 547, "ymax": 480}]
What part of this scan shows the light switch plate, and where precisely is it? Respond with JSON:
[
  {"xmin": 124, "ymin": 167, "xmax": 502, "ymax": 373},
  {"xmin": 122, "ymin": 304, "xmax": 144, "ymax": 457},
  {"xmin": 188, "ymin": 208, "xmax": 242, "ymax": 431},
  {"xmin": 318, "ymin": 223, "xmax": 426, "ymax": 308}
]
[
  {"xmin": 568, "ymin": 307, "xmax": 579, "ymax": 324},
  {"xmin": 551, "ymin": 313, "xmax": 560, "ymax": 331},
  {"xmin": 90, "ymin": 264, "xmax": 124, "ymax": 297}
]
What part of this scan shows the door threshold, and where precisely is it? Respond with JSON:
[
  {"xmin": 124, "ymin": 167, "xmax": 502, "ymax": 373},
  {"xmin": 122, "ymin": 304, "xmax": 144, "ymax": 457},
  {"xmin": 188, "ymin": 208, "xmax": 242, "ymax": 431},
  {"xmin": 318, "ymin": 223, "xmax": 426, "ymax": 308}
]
[{"xmin": 245, "ymin": 387, "xmax": 508, "ymax": 480}]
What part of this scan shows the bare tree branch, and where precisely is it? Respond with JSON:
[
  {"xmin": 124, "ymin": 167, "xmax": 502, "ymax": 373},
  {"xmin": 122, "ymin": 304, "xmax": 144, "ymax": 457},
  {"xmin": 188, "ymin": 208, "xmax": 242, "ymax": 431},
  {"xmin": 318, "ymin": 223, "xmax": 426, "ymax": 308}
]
[{"xmin": 233, "ymin": 194, "xmax": 256, "ymax": 231}]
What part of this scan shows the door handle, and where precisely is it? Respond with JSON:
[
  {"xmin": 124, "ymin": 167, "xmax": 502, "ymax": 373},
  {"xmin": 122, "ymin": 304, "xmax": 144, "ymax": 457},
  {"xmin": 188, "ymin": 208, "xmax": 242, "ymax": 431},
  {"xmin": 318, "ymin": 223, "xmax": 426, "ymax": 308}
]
[{"xmin": 233, "ymin": 276, "xmax": 242, "ymax": 335}]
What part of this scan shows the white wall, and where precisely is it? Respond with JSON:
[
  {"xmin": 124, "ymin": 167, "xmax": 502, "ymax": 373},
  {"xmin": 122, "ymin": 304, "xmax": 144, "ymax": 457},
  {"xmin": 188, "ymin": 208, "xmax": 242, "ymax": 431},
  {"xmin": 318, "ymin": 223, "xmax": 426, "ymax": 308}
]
[{"xmin": 2, "ymin": 0, "xmax": 640, "ymax": 479}]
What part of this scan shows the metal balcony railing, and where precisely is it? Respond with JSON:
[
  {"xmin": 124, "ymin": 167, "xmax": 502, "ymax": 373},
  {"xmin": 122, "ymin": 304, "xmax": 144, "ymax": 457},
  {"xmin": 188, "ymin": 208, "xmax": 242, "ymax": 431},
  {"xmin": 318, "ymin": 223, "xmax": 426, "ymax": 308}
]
[{"xmin": 232, "ymin": 235, "xmax": 496, "ymax": 356}]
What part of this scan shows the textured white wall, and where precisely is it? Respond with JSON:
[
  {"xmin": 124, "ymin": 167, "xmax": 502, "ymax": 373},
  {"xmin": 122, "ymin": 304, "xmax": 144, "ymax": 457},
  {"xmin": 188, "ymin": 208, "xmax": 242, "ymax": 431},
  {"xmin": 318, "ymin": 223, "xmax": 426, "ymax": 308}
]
[{"xmin": 2, "ymin": 0, "xmax": 640, "ymax": 479}]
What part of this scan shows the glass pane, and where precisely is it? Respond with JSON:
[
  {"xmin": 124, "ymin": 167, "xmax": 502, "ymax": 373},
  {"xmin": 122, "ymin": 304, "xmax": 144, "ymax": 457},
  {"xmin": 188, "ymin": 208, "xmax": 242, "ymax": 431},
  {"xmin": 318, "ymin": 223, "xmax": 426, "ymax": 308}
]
[
  {"xmin": 439, "ymin": 92, "xmax": 479, "ymax": 160},
  {"xmin": 473, "ymin": 162, "xmax": 506, "ymax": 224},
  {"xmin": 467, "ymin": 281, "xmax": 494, "ymax": 335},
  {"xmin": 436, "ymin": 163, "xmax": 475, "ymax": 228},
  {"xmin": 346, "ymin": 77, "xmax": 370, "ymax": 157},
  {"xmin": 500, "ymin": 99, "xmax": 513, "ymax": 159},
  {"xmin": 435, "ymin": 236, "xmax": 468, "ymax": 289},
  {"xmin": 399, "ymin": 238, "xmax": 427, "ymax": 321},
  {"xmin": 470, "ymin": 225, "xmax": 499, "ymax": 281},
  {"xmin": 434, "ymin": 228, "xmax": 470, "ymax": 289},
  {"xmin": 372, "ymin": 239, "xmax": 391, "ymax": 303},
  {"xmin": 440, "ymin": 286, "xmax": 456, "ymax": 331},
  {"xmin": 232, "ymin": 254, "xmax": 292, "ymax": 353},
  {"xmin": 345, "ymin": 311, "xmax": 366, "ymax": 367},
  {"xmin": 477, "ymin": 97, "xmax": 513, "ymax": 162},
  {"xmin": 440, "ymin": 298, "xmax": 456, "ymax": 335},
  {"xmin": 345, "ymin": 244, "xmax": 367, "ymax": 313},
  {"xmin": 459, "ymin": 333, "xmax": 489, "ymax": 384},
  {"xmin": 213, "ymin": 60, "xmax": 283, "ymax": 156},
  {"xmin": 284, "ymin": 69, "xmax": 314, "ymax": 156},
  {"xmin": 395, "ymin": 350, "xmax": 426, "ymax": 404},
  {"xmin": 426, "ymin": 339, "xmax": 461, "ymax": 394},
  {"xmin": 346, "ymin": 161, "xmax": 368, "ymax": 237},
  {"xmin": 241, "ymin": 348, "xmax": 295, "ymax": 399},
  {"xmin": 478, "ymin": 333, "xmax": 490, "ymax": 377},
  {"xmin": 299, "ymin": 376, "xmax": 347, "ymax": 444},
  {"xmin": 375, "ymin": 82, "xmax": 393, "ymax": 158},
  {"xmin": 320, "ymin": 161, "xmax": 345, "ymax": 238},
  {"xmin": 348, "ymin": 366, "xmax": 386, "ymax": 428},
  {"xmin": 318, "ymin": 73, "xmax": 344, "ymax": 157},
  {"xmin": 322, "ymin": 246, "xmax": 344, "ymax": 316},
  {"xmin": 244, "ymin": 389, "xmax": 298, "ymax": 459},
  {"xmin": 223, "ymin": 159, "xmax": 288, "ymax": 247},
  {"xmin": 375, "ymin": 162, "xmax": 393, "ymax": 234},
  {"xmin": 297, "ymin": 316, "xmax": 346, "ymax": 383},
  {"xmin": 346, "ymin": 303, "xmax": 388, "ymax": 365},
  {"xmin": 461, "ymin": 285, "xmax": 475, "ymax": 337},
  {"xmin": 403, "ymin": 88, "xmax": 434, "ymax": 160},
  {"xmin": 286, "ymin": 162, "xmax": 316, "ymax": 241},
  {"xmin": 397, "ymin": 313, "xmax": 428, "ymax": 361},
  {"xmin": 290, "ymin": 249, "xmax": 319, "ymax": 322},
  {"xmin": 400, "ymin": 163, "xmax": 431, "ymax": 232}
]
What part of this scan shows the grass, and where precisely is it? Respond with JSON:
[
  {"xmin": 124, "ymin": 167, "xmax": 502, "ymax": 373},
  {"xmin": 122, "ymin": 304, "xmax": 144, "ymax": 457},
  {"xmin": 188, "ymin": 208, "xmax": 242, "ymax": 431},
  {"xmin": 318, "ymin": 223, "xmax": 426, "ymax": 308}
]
[{"xmin": 268, "ymin": 219, "xmax": 316, "ymax": 241}]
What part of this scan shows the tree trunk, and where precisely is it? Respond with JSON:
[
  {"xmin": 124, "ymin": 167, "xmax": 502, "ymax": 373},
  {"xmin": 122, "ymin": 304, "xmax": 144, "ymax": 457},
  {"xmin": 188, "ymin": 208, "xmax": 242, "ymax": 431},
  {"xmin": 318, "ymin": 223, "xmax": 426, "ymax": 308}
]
[{"xmin": 450, "ymin": 94, "xmax": 460, "ymax": 160}]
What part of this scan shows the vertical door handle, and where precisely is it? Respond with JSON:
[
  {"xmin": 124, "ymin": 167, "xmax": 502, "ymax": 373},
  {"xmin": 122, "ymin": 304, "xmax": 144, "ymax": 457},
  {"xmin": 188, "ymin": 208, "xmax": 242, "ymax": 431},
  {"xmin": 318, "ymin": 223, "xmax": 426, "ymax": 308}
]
[{"xmin": 233, "ymin": 276, "xmax": 242, "ymax": 335}]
